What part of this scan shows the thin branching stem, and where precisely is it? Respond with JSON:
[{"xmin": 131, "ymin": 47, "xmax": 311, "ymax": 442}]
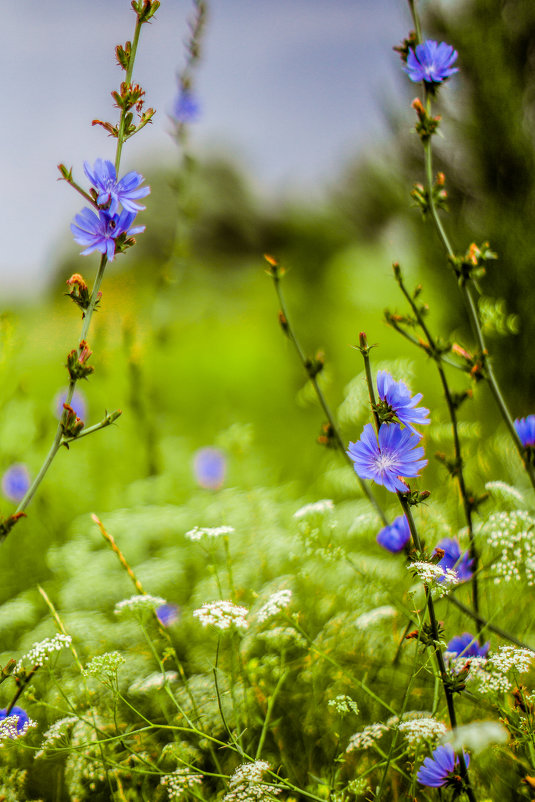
[{"xmin": 270, "ymin": 268, "xmax": 388, "ymax": 525}]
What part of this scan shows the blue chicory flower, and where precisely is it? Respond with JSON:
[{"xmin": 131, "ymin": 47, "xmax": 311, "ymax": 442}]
[
  {"xmin": 446, "ymin": 632, "xmax": 490, "ymax": 659},
  {"xmin": 417, "ymin": 744, "xmax": 470, "ymax": 788},
  {"xmin": 514, "ymin": 415, "xmax": 535, "ymax": 447},
  {"xmin": 377, "ymin": 515, "xmax": 411, "ymax": 553},
  {"xmin": 156, "ymin": 603, "xmax": 180, "ymax": 627},
  {"xmin": 84, "ymin": 159, "xmax": 150, "ymax": 217},
  {"xmin": 434, "ymin": 538, "xmax": 473, "ymax": 581},
  {"xmin": 54, "ymin": 388, "xmax": 87, "ymax": 421},
  {"xmin": 193, "ymin": 447, "xmax": 226, "ymax": 490},
  {"xmin": 347, "ymin": 423, "xmax": 427, "ymax": 494},
  {"xmin": 172, "ymin": 89, "xmax": 201, "ymax": 124},
  {"xmin": 405, "ymin": 40, "xmax": 459, "ymax": 84},
  {"xmin": 1, "ymin": 464, "xmax": 31, "ymax": 503},
  {"xmin": 71, "ymin": 208, "xmax": 145, "ymax": 262},
  {"xmin": 0, "ymin": 706, "xmax": 30, "ymax": 735},
  {"xmin": 376, "ymin": 371, "xmax": 430, "ymax": 436}
]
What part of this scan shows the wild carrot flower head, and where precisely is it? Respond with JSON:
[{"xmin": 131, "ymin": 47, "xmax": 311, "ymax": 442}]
[
  {"xmin": 1, "ymin": 464, "xmax": 31, "ymax": 503},
  {"xmin": 71, "ymin": 208, "xmax": 145, "ymax": 262},
  {"xmin": 83, "ymin": 159, "xmax": 150, "ymax": 216},
  {"xmin": 405, "ymin": 40, "xmax": 459, "ymax": 84},
  {"xmin": 514, "ymin": 415, "xmax": 535, "ymax": 447},
  {"xmin": 434, "ymin": 538, "xmax": 473, "ymax": 581},
  {"xmin": 347, "ymin": 423, "xmax": 427, "ymax": 493},
  {"xmin": 377, "ymin": 515, "xmax": 410, "ymax": 553},
  {"xmin": 376, "ymin": 371, "xmax": 430, "ymax": 435},
  {"xmin": 446, "ymin": 632, "xmax": 490, "ymax": 659},
  {"xmin": 417, "ymin": 744, "xmax": 469, "ymax": 788}
]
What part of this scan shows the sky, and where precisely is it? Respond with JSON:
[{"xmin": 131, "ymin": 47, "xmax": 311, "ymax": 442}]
[{"xmin": 2, "ymin": 0, "xmax": 408, "ymax": 295}]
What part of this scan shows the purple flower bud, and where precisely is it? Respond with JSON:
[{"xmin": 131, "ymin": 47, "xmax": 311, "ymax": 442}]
[
  {"xmin": 156, "ymin": 603, "xmax": 180, "ymax": 627},
  {"xmin": 377, "ymin": 515, "xmax": 411, "ymax": 553}
]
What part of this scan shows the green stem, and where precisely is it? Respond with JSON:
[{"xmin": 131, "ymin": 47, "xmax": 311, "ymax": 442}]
[
  {"xmin": 394, "ymin": 269, "xmax": 482, "ymax": 639},
  {"xmin": 271, "ymin": 272, "xmax": 388, "ymax": 525},
  {"xmin": 115, "ymin": 19, "xmax": 142, "ymax": 173}
]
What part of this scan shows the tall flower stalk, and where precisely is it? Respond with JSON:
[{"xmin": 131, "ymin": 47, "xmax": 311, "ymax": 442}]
[
  {"xmin": 2, "ymin": 1, "xmax": 160, "ymax": 538},
  {"xmin": 353, "ymin": 334, "xmax": 476, "ymax": 802},
  {"xmin": 404, "ymin": 0, "xmax": 535, "ymax": 494}
]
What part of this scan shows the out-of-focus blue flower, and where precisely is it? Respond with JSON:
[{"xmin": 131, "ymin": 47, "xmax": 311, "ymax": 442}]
[
  {"xmin": 434, "ymin": 538, "xmax": 473, "ymax": 581},
  {"xmin": 1, "ymin": 464, "xmax": 30, "ymax": 503},
  {"xmin": 446, "ymin": 632, "xmax": 490, "ymax": 659},
  {"xmin": 347, "ymin": 423, "xmax": 427, "ymax": 494},
  {"xmin": 172, "ymin": 89, "xmax": 201, "ymax": 124},
  {"xmin": 54, "ymin": 388, "xmax": 87, "ymax": 421},
  {"xmin": 377, "ymin": 515, "xmax": 411, "ymax": 553},
  {"xmin": 0, "ymin": 706, "xmax": 30, "ymax": 734},
  {"xmin": 193, "ymin": 447, "xmax": 226, "ymax": 490},
  {"xmin": 156, "ymin": 603, "xmax": 180, "ymax": 627},
  {"xmin": 417, "ymin": 744, "xmax": 470, "ymax": 788},
  {"xmin": 514, "ymin": 415, "xmax": 535, "ymax": 447},
  {"xmin": 84, "ymin": 159, "xmax": 150, "ymax": 217},
  {"xmin": 405, "ymin": 40, "xmax": 459, "ymax": 84},
  {"xmin": 71, "ymin": 208, "xmax": 145, "ymax": 261},
  {"xmin": 376, "ymin": 371, "xmax": 430, "ymax": 436}
]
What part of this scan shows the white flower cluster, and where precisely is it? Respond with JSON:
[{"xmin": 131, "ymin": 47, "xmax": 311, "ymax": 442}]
[
  {"xmin": 256, "ymin": 627, "xmax": 307, "ymax": 648},
  {"xmin": 129, "ymin": 671, "xmax": 179, "ymax": 694},
  {"xmin": 293, "ymin": 499, "xmax": 334, "ymax": 519},
  {"xmin": 114, "ymin": 594, "xmax": 166, "ymax": 615},
  {"xmin": 160, "ymin": 768, "xmax": 203, "ymax": 800},
  {"xmin": 409, "ymin": 562, "xmax": 459, "ymax": 598},
  {"xmin": 83, "ymin": 651, "xmax": 126, "ymax": 679},
  {"xmin": 185, "ymin": 525, "xmax": 235, "ymax": 542},
  {"xmin": 398, "ymin": 716, "xmax": 447, "ymax": 745},
  {"xmin": 193, "ymin": 601, "xmax": 249, "ymax": 630},
  {"xmin": 355, "ymin": 605, "xmax": 396, "ymax": 630},
  {"xmin": 0, "ymin": 714, "xmax": 36, "ymax": 747},
  {"xmin": 36, "ymin": 716, "xmax": 78, "ymax": 759},
  {"xmin": 257, "ymin": 590, "xmax": 292, "ymax": 623},
  {"xmin": 482, "ymin": 510, "xmax": 535, "ymax": 584},
  {"xmin": 346, "ymin": 723, "xmax": 388, "ymax": 752},
  {"xmin": 16, "ymin": 633, "xmax": 72, "ymax": 671},
  {"xmin": 222, "ymin": 761, "xmax": 281, "ymax": 802},
  {"xmin": 452, "ymin": 647, "xmax": 535, "ymax": 695},
  {"xmin": 328, "ymin": 695, "xmax": 359, "ymax": 716}
]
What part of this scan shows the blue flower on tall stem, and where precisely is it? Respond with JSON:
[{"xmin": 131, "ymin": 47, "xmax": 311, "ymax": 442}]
[
  {"xmin": 446, "ymin": 632, "xmax": 489, "ymax": 659},
  {"xmin": 377, "ymin": 515, "xmax": 411, "ymax": 553},
  {"xmin": 193, "ymin": 447, "xmax": 226, "ymax": 490},
  {"xmin": 71, "ymin": 208, "xmax": 145, "ymax": 262},
  {"xmin": 376, "ymin": 371, "xmax": 430, "ymax": 435},
  {"xmin": 347, "ymin": 423, "xmax": 427, "ymax": 494},
  {"xmin": 434, "ymin": 538, "xmax": 473, "ymax": 581},
  {"xmin": 417, "ymin": 744, "xmax": 470, "ymax": 788},
  {"xmin": 514, "ymin": 415, "xmax": 535, "ymax": 447},
  {"xmin": 405, "ymin": 40, "xmax": 459, "ymax": 85},
  {"xmin": 84, "ymin": 159, "xmax": 150, "ymax": 216}
]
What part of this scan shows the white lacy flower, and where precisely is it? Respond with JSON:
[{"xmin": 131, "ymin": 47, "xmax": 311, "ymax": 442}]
[
  {"xmin": 36, "ymin": 716, "xmax": 78, "ymax": 758},
  {"xmin": 398, "ymin": 716, "xmax": 447, "ymax": 745},
  {"xmin": 222, "ymin": 761, "xmax": 281, "ymax": 801},
  {"xmin": 481, "ymin": 510, "xmax": 535, "ymax": 584},
  {"xmin": 129, "ymin": 671, "xmax": 179, "ymax": 694},
  {"xmin": 185, "ymin": 525, "xmax": 235, "ymax": 542},
  {"xmin": 193, "ymin": 601, "xmax": 249, "ymax": 630},
  {"xmin": 409, "ymin": 562, "xmax": 459, "ymax": 598},
  {"xmin": 83, "ymin": 652, "xmax": 126, "ymax": 679},
  {"xmin": 328, "ymin": 695, "xmax": 359, "ymax": 716},
  {"xmin": 490, "ymin": 646, "xmax": 535, "ymax": 675},
  {"xmin": 114, "ymin": 594, "xmax": 166, "ymax": 615},
  {"xmin": 257, "ymin": 590, "xmax": 292, "ymax": 623},
  {"xmin": 160, "ymin": 768, "xmax": 203, "ymax": 800},
  {"xmin": 0, "ymin": 714, "xmax": 36, "ymax": 747},
  {"xmin": 16, "ymin": 633, "xmax": 72, "ymax": 671},
  {"xmin": 346, "ymin": 723, "xmax": 388, "ymax": 752},
  {"xmin": 294, "ymin": 499, "xmax": 334, "ymax": 519}
]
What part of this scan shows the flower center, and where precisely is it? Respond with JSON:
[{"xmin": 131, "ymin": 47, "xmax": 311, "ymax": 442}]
[{"xmin": 374, "ymin": 453, "xmax": 397, "ymax": 472}]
